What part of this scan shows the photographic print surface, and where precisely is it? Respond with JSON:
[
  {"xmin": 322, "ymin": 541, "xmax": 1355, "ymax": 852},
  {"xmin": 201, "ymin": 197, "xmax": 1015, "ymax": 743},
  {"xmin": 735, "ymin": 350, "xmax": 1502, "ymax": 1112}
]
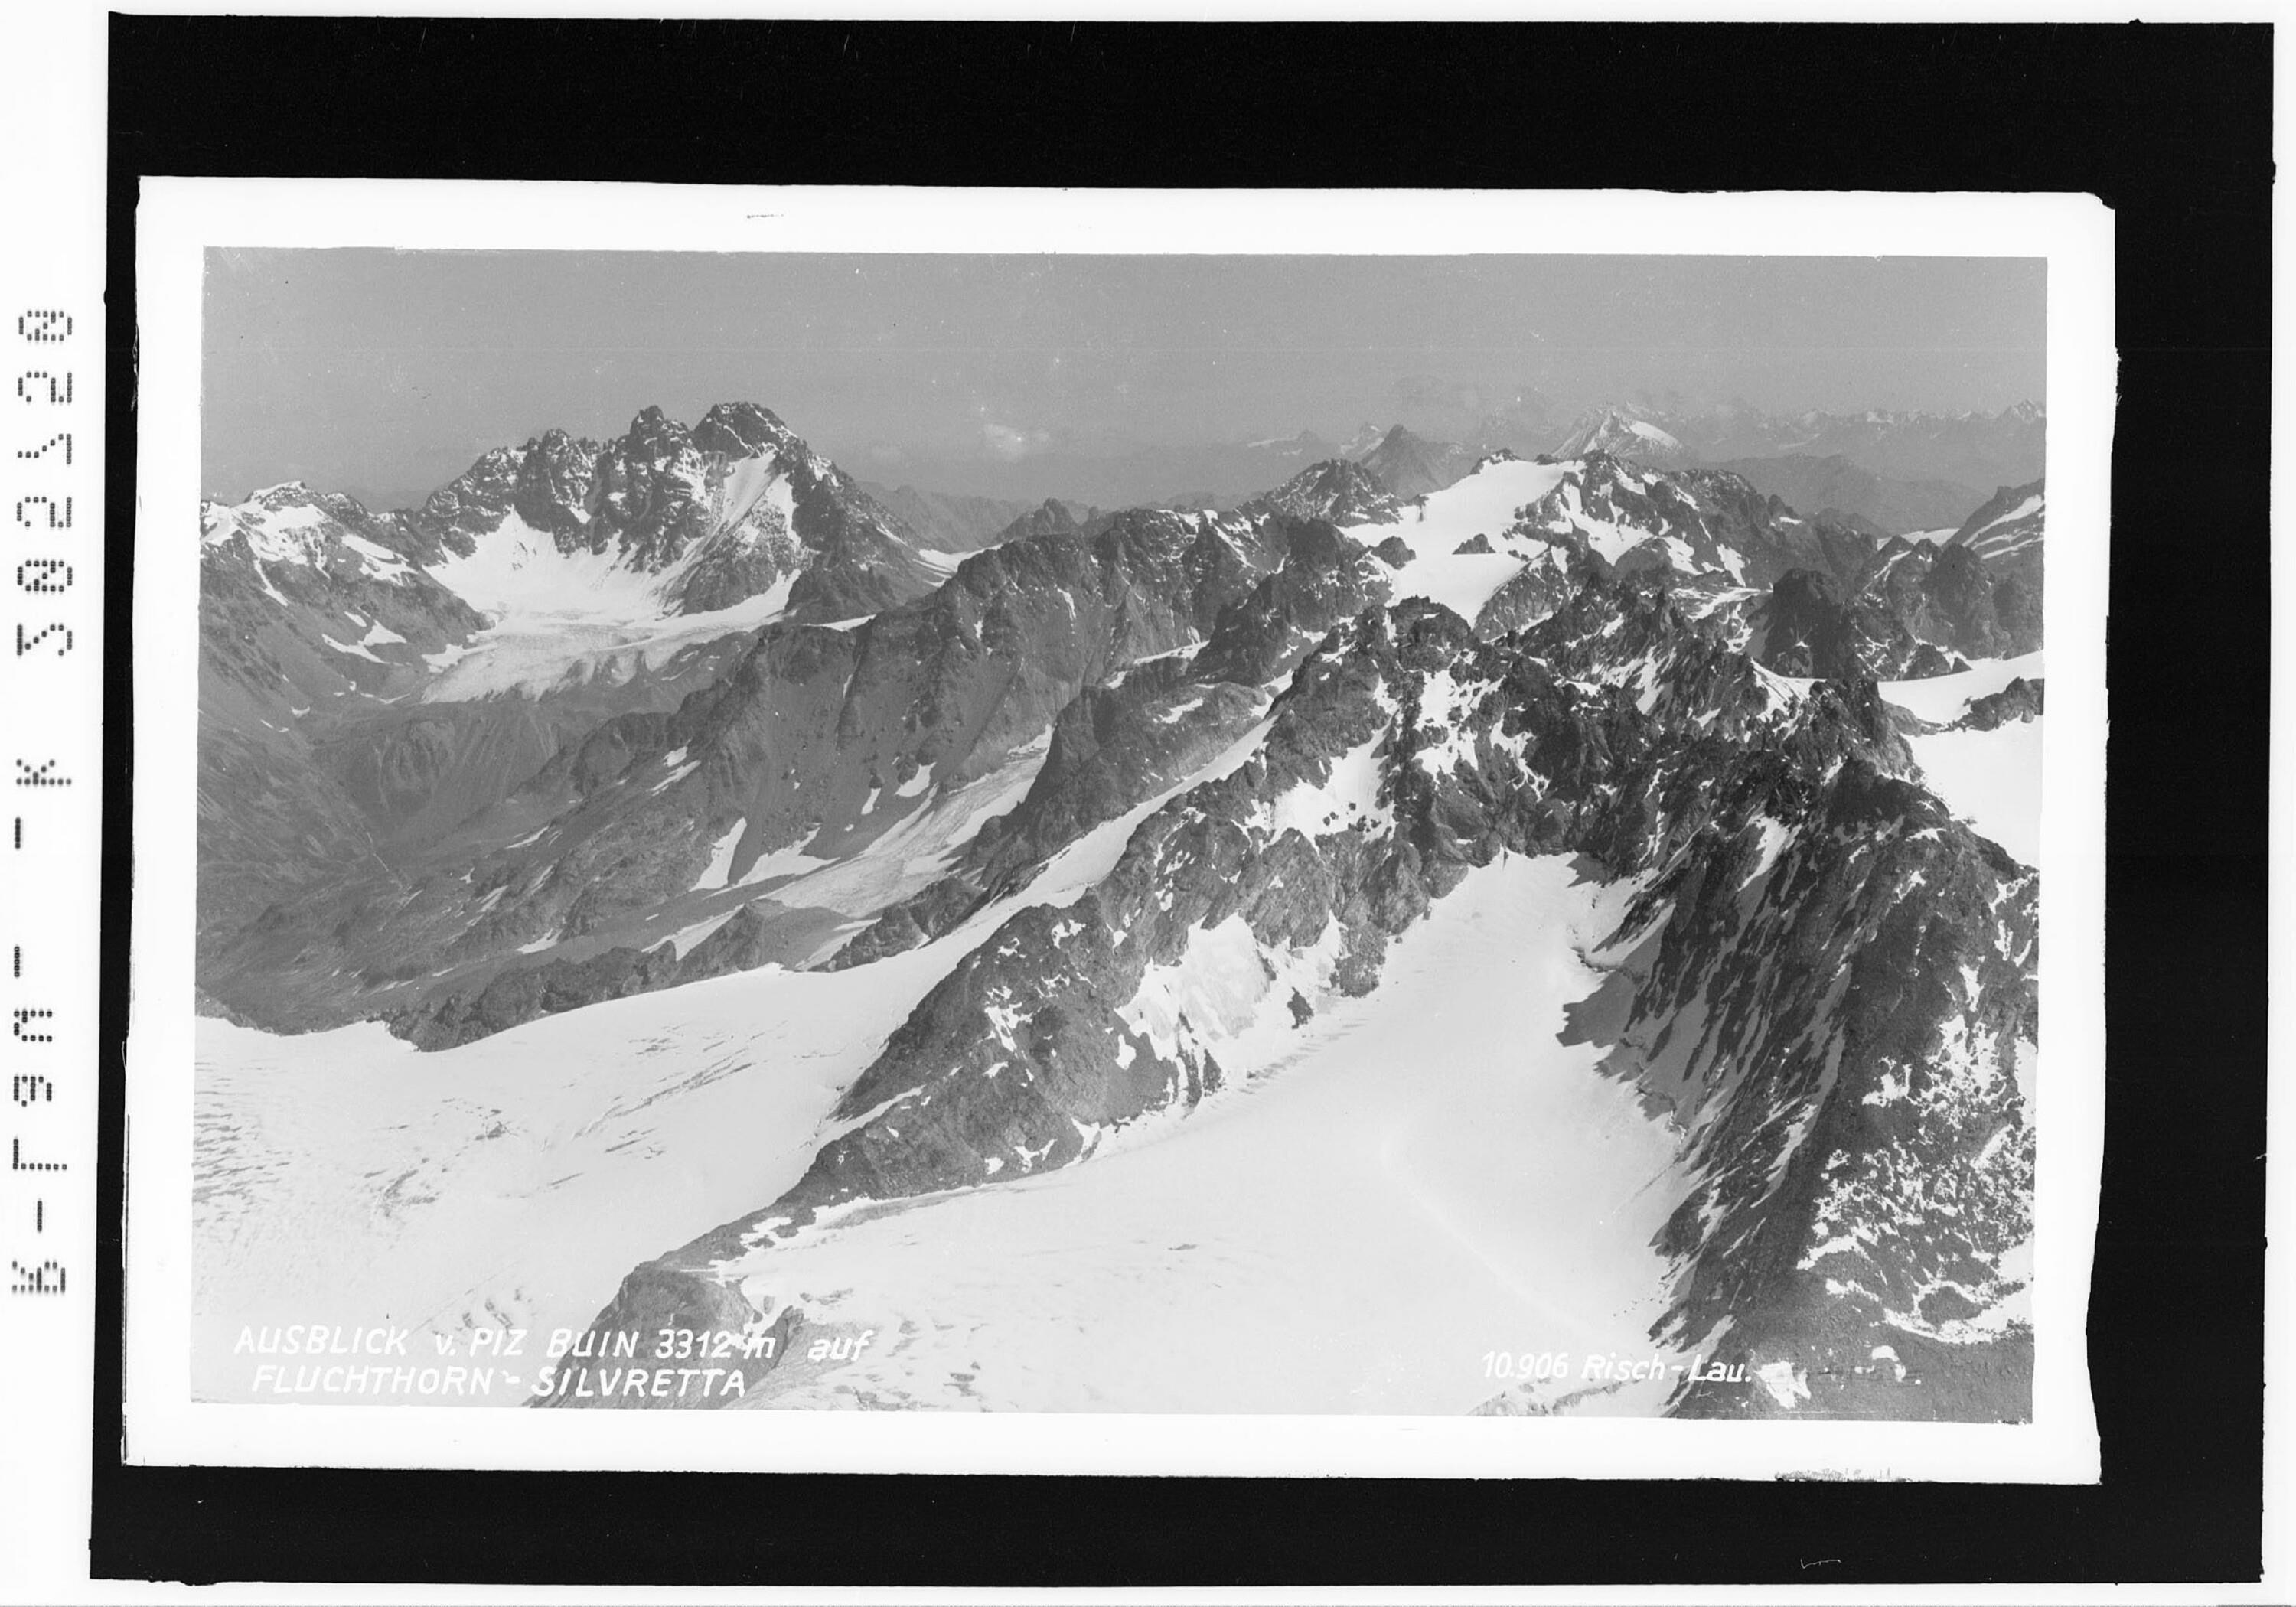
[
  {"xmin": 187, "ymin": 246, "xmax": 2047, "ymax": 1420},
  {"xmin": 129, "ymin": 188, "xmax": 2105, "ymax": 1474}
]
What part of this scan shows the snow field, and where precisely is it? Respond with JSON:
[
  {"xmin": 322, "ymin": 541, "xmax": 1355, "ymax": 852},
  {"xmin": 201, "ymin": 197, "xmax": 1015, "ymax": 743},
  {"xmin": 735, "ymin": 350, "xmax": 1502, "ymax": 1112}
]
[
  {"xmin": 1263, "ymin": 731, "xmax": 1393, "ymax": 839},
  {"xmin": 720, "ymin": 855, "xmax": 1684, "ymax": 1415},
  {"xmin": 1873, "ymin": 653, "xmax": 2045, "ymax": 866},
  {"xmin": 1116, "ymin": 914, "xmax": 1341, "ymax": 1072},
  {"xmin": 420, "ymin": 570, "xmax": 795, "ymax": 702},
  {"xmin": 1903, "ymin": 722, "xmax": 2043, "ymax": 868},
  {"xmin": 1347, "ymin": 458, "xmax": 1571, "ymax": 624},
  {"xmin": 1956, "ymin": 494, "xmax": 2044, "ymax": 556},
  {"xmin": 424, "ymin": 509, "xmax": 689, "ymax": 622}
]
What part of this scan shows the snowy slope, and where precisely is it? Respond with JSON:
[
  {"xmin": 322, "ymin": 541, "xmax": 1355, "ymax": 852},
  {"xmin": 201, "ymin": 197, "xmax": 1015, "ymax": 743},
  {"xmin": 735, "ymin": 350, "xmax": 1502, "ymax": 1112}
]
[
  {"xmin": 1903, "ymin": 722, "xmax": 2042, "ymax": 867},
  {"xmin": 194, "ymin": 953, "xmax": 912, "ymax": 1407},
  {"xmin": 1884, "ymin": 653, "xmax": 2045, "ymax": 866},
  {"xmin": 416, "ymin": 490, "xmax": 801, "ymax": 697},
  {"xmin": 194, "ymin": 704, "xmax": 1690, "ymax": 1414},
  {"xmin": 1951, "ymin": 491, "xmax": 2044, "ymax": 559},
  {"xmin": 424, "ymin": 508, "xmax": 699, "ymax": 622},
  {"xmin": 719, "ymin": 855, "xmax": 1682, "ymax": 1416},
  {"xmin": 191, "ymin": 760, "xmax": 1257, "ymax": 1405}
]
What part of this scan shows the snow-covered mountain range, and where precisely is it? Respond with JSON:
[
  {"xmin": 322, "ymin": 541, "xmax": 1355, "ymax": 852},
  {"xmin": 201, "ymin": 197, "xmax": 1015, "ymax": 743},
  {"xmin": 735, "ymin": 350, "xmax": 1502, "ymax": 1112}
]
[
  {"xmin": 194, "ymin": 404, "xmax": 2048, "ymax": 1423},
  {"xmin": 1535, "ymin": 403, "xmax": 2044, "ymax": 536},
  {"xmin": 807, "ymin": 401, "xmax": 2038, "ymax": 536}
]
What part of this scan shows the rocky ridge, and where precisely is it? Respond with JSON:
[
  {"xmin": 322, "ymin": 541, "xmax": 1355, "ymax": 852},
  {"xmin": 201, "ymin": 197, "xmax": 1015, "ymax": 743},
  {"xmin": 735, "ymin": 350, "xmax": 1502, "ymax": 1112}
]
[
  {"xmin": 202, "ymin": 450, "xmax": 2045, "ymax": 1046},
  {"xmin": 238, "ymin": 501, "xmax": 1352, "ymax": 1042}
]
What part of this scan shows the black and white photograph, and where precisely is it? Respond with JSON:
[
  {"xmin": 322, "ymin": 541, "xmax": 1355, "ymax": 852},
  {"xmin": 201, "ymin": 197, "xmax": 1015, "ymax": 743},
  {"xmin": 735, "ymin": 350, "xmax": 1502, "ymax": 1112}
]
[
  {"xmin": 0, "ymin": 11, "xmax": 2245, "ymax": 1595},
  {"xmin": 132, "ymin": 204, "xmax": 2104, "ymax": 1458}
]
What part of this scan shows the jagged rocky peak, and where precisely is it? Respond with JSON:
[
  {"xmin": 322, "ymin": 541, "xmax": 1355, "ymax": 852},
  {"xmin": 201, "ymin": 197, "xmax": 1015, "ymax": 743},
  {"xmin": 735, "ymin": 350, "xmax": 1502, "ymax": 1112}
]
[
  {"xmin": 421, "ymin": 433, "xmax": 590, "ymax": 542},
  {"xmin": 203, "ymin": 480, "xmax": 362, "ymax": 556},
  {"xmin": 690, "ymin": 399, "xmax": 807, "ymax": 465},
  {"xmin": 393, "ymin": 400, "xmax": 941, "ymax": 621},
  {"xmin": 419, "ymin": 400, "xmax": 828, "ymax": 544},
  {"xmin": 693, "ymin": 399, "xmax": 780, "ymax": 449},
  {"xmin": 1251, "ymin": 456, "xmax": 1403, "ymax": 526},
  {"xmin": 583, "ymin": 406, "xmax": 714, "ymax": 567},
  {"xmin": 506, "ymin": 428, "xmax": 603, "ymax": 535}
]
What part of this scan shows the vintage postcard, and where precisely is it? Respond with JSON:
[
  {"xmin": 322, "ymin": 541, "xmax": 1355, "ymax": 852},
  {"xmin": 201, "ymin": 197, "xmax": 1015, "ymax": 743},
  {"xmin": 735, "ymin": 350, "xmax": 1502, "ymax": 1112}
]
[{"xmin": 123, "ymin": 182, "xmax": 2108, "ymax": 1479}]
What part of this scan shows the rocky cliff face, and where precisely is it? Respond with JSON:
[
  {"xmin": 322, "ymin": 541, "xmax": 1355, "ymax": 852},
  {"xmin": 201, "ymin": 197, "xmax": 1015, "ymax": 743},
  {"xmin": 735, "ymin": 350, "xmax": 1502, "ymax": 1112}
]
[
  {"xmin": 200, "ymin": 483, "xmax": 488, "ymax": 702},
  {"xmin": 1947, "ymin": 481, "xmax": 2045, "ymax": 654},
  {"xmin": 545, "ymin": 574, "xmax": 2037, "ymax": 1420}
]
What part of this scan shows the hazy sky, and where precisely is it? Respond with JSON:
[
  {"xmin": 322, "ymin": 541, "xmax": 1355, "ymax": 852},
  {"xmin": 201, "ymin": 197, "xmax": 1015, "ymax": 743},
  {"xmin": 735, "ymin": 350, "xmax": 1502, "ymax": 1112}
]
[{"xmin": 202, "ymin": 250, "xmax": 2046, "ymax": 507}]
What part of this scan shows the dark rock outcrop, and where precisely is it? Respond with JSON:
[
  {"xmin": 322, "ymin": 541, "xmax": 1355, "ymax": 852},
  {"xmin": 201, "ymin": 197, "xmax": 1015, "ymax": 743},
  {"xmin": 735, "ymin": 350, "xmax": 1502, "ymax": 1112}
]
[{"xmin": 1957, "ymin": 677, "xmax": 2044, "ymax": 731}]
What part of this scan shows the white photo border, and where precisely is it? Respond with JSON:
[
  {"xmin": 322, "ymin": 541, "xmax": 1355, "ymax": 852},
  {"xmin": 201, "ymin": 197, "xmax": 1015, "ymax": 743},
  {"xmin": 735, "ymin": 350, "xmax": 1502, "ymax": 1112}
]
[{"xmin": 125, "ymin": 180, "xmax": 2112, "ymax": 1481}]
